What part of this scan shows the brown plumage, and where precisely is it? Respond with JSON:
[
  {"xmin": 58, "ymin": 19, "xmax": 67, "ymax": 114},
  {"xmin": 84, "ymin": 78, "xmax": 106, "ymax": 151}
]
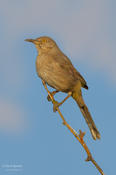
[{"xmin": 25, "ymin": 36, "xmax": 100, "ymax": 140}]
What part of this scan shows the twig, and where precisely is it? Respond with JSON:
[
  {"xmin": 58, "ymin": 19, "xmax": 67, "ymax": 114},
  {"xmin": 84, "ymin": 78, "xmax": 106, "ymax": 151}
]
[{"xmin": 42, "ymin": 80, "xmax": 104, "ymax": 175}]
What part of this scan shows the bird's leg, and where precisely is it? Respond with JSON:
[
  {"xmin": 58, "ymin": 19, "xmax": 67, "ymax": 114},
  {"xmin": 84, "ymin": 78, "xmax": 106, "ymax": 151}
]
[
  {"xmin": 47, "ymin": 90, "xmax": 59, "ymax": 101},
  {"xmin": 42, "ymin": 80, "xmax": 72, "ymax": 112},
  {"xmin": 53, "ymin": 92, "xmax": 72, "ymax": 112}
]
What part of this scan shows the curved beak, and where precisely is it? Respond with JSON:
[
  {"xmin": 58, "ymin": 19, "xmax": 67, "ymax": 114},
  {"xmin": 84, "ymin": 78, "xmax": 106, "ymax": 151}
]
[{"xmin": 24, "ymin": 38, "xmax": 36, "ymax": 43}]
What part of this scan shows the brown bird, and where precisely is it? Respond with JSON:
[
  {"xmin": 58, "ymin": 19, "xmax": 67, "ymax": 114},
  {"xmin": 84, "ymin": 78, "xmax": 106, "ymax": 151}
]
[{"xmin": 25, "ymin": 36, "xmax": 100, "ymax": 140}]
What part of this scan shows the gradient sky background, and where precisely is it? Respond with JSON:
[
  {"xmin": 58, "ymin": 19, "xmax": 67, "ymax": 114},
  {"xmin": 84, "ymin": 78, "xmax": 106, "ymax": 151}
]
[{"xmin": 0, "ymin": 0, "xmax": 116, "ymax": 174}]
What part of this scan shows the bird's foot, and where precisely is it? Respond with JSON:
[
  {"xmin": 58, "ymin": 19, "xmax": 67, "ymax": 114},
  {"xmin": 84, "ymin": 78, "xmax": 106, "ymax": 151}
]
[
  {"xmin": 47, "ymin": 90, "xmax": 58, "ymax": 102},
  {"xmin": 47, "ymin": 94, "xmax": 52, "ymax": 101},
  {"xmin": 52, "ymin": 100, "xmax": 60, "ymax": 112}
]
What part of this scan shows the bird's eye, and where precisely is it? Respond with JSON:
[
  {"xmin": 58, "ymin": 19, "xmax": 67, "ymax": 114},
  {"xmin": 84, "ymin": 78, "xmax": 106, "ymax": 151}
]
[{"xmin": 42, "ymin": 39, "xmax": 47, "ymax": 43}]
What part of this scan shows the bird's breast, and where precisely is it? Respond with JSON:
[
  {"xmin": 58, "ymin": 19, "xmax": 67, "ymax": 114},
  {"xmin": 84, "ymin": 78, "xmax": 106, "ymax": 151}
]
[
  {"xmin": 35, "ymin": 54, "xmax": 78, "ymax": 92},
  {"xmin": 36, "ymin": 55, "xmax": 46, "ymax": 77}
]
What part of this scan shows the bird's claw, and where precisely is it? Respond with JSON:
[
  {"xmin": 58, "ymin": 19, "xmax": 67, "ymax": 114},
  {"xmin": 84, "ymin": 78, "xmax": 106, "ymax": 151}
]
[
  {"xmin": 47, "ymin": 93, "xmax": 59, "ymax": 112},
  {"xmin": 53, "ymin": 100, "xmax": 59, "ymax": 112},
  {"xmin": 47, "ymin": 94, "xmax": 52, "ymax": 101}
]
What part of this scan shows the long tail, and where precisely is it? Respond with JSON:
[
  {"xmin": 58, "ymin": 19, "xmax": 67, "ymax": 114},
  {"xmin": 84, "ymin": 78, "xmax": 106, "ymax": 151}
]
[{"xmin": 72, "ymin": 92, "xmax": 100, "ymax": 140}]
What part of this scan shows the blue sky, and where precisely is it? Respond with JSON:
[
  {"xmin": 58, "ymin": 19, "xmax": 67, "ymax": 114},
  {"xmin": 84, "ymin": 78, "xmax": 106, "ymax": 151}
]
[{"xmin": 0, "ymin": 0, "xmax": 116, "ymax": 174}]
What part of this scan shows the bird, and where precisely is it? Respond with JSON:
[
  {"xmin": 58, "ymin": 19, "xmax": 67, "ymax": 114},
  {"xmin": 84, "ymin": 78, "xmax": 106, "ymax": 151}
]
[{"xmin": 25, "ymin": 36, "xmax": 100, "ymax": 140}]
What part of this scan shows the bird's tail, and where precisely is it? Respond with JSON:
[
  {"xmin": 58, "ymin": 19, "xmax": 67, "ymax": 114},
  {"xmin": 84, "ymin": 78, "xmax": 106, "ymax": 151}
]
[{"xmin": 72, "ymin": 92, "xmax": 100, "ymax": 140}]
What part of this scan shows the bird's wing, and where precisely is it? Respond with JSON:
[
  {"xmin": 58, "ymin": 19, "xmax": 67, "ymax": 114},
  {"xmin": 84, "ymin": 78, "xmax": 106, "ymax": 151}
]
[{"xmin": 53, "ymin": 53, "xmax": 88, "ymax": 89}]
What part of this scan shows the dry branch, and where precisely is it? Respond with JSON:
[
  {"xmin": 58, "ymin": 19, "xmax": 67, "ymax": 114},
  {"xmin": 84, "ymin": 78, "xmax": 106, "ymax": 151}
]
[{"xmin": 42, "ymin": 80, "xmax": 104, "ymax": 175}]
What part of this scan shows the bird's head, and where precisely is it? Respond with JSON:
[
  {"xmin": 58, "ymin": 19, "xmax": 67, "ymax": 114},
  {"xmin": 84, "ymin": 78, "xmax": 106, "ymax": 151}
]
[{"xmin": 25, "ymin": 36, "xmax": 56, "ymax": 53}]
